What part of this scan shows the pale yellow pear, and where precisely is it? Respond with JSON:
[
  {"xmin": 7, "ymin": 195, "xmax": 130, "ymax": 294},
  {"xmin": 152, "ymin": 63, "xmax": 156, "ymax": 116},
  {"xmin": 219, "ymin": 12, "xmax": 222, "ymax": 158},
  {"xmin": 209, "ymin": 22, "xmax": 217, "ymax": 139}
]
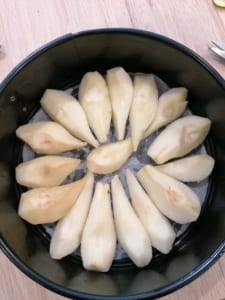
[
  {"xmin": 147, "ymin": 116, "xmax": 211, "ymax": 164},
  {"xmin": 129, "ymin": 74, "xmax": 158, "ymax": 151},
  {"xmin": 111, "ymin": 175, "xmax": 152, "ymax": 267},
  {"xmin": 16, "ymin": 156, "xmax": 80, "ymax": 188},
  {"xmin": 86, "ymin": 138, "xmax": 132, "ymax": 174},
  {"xmin": 40, "ymin": 89, "xmax": 99, "ymax": 147},
  {"xmin": 16, "ymin": 121, "xmax": 86, "ymax": 154},
  {"xmin": 81, "ymin": 182, "xmax": 116, "ymax": 272},
  {"xmin": 144, "ymin": 87, "xmax": 188, "ymax": 138},
  {"xmin": 213, "ymin": 0, "xmax": 225, "ymax": 8},
  {"xmin": 79, "ymin": 71, "xmax": 112, "ymax": 143},
  {"xmin": 156, "ymin": 154, "xmax": 215, "ymax": 182},
  {"xmin": 137, "ymin": 165, "xmax": 201, "ymax": 224},
  {"xmin": 50, "ymin": 173, "xmax": 94, "ymax": 259},
  {"xmin": 18, "ymin": 173, "xmax": 89, "ymax": 225},
  {"xmin": 106, "ymin": 67, "xmax": 133, "ymax": 141},
  {"xmin": 126, "ymin": 170, "xmax": 176, "ymax": 254}
]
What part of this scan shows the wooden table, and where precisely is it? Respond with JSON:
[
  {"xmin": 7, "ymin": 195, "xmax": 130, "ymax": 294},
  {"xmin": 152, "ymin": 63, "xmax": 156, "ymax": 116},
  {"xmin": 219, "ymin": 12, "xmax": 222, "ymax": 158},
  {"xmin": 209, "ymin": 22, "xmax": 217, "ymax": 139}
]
[{"xmin": 0, "ymin": 1, "xmax": 225, "ymax": 299}]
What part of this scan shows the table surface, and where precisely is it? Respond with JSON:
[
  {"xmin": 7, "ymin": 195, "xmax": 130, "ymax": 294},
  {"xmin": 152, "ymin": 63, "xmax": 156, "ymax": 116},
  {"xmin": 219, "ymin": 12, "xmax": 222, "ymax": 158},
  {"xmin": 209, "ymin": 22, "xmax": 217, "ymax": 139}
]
[{"xmin": 0, "ymin": 1, "xmax": 225, "ymax": 299}]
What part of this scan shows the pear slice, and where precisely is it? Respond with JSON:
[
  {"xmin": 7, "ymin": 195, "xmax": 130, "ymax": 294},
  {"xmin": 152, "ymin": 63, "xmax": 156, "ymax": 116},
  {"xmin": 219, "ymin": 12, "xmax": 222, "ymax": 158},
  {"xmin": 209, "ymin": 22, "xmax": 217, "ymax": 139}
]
[
  {"xmin": 156, "ymin": 154, "xmax": 215, "ymax": 182},
  {"xmin": 144, "ymin": 87, "xmax": 188, "ymax": 138},
  {"xmin": 129, "ymin": 74, "xmax": 158, "ymax": 151},
  {"xmin": 86, "ymin": 138, "xmax": 132, "ymax": 174},
  {"xmin": 16, "ymin": 156, "xmax": 80, "ymax": 188},
  {"xmin": 106, "ymin": 67, "xmax": 133, "ymax": 141},
  {"xmin": 147, "ymin": 116, "xmax": 211, "ymax": 164},
  {"xmin": 213, "ymin": 0, "xmax": 225, "ymax": 8},
  {"xmin": 81, "ymin": 182, "xmax": 116, "ymax": 272},
  {"xmin": 126, "ymin": 170, "xmax": 176, "ymax": 254},
  {"xmin": 16, "ymin": 121, "xmax": 86, "ymax": 154},
  {"xmin": 18, "ymin": 173, "xmax": 89, "ymax": 225},
  {"xmin": 40, "ymin": 89, "xmax": 99, "ymax": 147},
  {"xmin": 111, "ymin": 175, "xmax": 152, "ymax": 267},
  {"xmin": 137, "ymin": 165, "xmax": 201, "ymax": 224},
  {"xmin": 50, "ymin": 173, "xmax": 94, "ymax": 259},
  {"xmin": 79, "ymin": 71, "xmax": 112, "ymax": 143}
]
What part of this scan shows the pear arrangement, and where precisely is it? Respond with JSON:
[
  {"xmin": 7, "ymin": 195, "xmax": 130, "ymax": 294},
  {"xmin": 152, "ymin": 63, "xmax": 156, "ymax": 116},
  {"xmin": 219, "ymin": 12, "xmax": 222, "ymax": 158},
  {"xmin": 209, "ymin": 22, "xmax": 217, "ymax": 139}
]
[{"xmin": 15, "ymin": 67, "xmax": 214, "ymax": 272}]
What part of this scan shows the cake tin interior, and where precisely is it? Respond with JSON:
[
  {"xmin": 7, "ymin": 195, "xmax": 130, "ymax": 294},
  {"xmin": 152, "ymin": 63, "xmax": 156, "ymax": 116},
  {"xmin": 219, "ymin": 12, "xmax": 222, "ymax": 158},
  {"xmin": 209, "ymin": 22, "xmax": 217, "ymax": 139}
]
[{"xmin": 0, "ymin": 29, "xmax": 225, "ymax": 299}]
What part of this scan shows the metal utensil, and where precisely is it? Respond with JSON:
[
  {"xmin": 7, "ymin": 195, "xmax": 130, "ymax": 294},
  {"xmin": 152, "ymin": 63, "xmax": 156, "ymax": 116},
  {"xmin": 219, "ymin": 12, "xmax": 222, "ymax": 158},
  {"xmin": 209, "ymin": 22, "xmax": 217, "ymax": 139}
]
[{"xmin": 209, "ymin": 41, "xmax": 225, "ymax": 60}]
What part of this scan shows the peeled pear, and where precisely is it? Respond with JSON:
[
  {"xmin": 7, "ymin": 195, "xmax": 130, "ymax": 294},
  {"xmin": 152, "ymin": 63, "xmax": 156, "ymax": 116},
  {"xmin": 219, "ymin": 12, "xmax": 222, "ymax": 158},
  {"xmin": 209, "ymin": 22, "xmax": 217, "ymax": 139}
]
[
  {"xmin": 16, "ymin": 121, "xmax": 86, "ymax": 154},
  {"xmin": 156, "ymin": 154, "xmax": 215, "ymax": 182},
  {"xmin": 50, "ymin": 173, "xmax": 94, "ymax": 259},
  {"xmin": 40, "ymin": 89, "xmax": 99, "ymax": 147},
  {"xmin": 81, "ymin": 182, "xmax": 116, "ymax": 272},
  {"xmin": 137, "ymin": 165, "xmax": 201, "ymax": 224},
  {"xmin": 16, "ymin": 156, "xmax": 80, "ymax": 188},
  {"xmin": 147, "ymin": 116, "xmax": 211, "ymax": 164},
  {"xmin": 126, "ymin": 170, "xmax": 176, "ymax": 254},
  {"xmin": 18, "ymin": 173, "xmax": 89, "ymax": 225},
  {"xmin": 213, "ymin": 0, "xmax": 225, "ymax": 8},
  {"xmin": 129, "ymin": 74, "xmax": 158, "ymax": 151},
  {"xmin": 86, "ymin": 138, "xmax": 132, "ymax": 174},
  {"xmin": 106, "ymin": 67, "xmax": 133, "ymax": 140},
  {"xmin": 79, "ymin": 71, "xmax": 112, "ymax": 143},
  {"xmin": 111, "ymin": 175, "xmax": 152, "ymax": 267},
  {"xmin": 144, "ymin": 87, "xmax": 188, "ymax": 138}
]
